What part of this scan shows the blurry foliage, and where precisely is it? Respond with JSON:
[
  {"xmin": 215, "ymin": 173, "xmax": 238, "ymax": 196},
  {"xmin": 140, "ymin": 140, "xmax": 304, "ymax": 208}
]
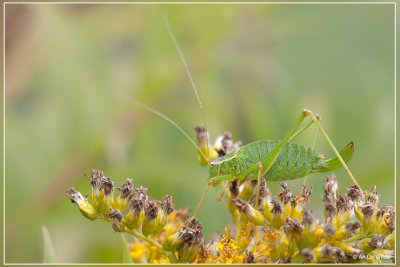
[{"xmin": 5, "ymin": 4, "xmax": 394, "ymax": 263}]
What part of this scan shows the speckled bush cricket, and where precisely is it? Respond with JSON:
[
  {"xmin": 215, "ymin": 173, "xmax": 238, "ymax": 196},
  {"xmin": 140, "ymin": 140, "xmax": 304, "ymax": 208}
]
[{"xmin": 131, "ymin": 15, "xmax": 361, "ymax": 218}]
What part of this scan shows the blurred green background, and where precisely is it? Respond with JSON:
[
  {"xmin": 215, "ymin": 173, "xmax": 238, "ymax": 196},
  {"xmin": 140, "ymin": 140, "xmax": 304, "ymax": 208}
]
[{"xmin": 5, "ymin": 3, "xmax": 395, "ymax": 263}]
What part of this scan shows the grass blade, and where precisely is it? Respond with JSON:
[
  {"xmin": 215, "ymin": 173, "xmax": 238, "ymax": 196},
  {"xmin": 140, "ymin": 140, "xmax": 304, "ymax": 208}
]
[
  {"xmin": 121, "ymin": 234, "xmax": 133, "ymax": 263},
  {"xmin": 41, "ymin": 225, "xmax": 57, "ymax": 263}
]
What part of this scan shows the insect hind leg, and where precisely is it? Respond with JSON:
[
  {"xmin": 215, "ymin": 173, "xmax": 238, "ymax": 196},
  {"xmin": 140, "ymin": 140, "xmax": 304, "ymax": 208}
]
[{"xmin": 303, "ymin": 109, "xmax": 361, "ymax": 189}]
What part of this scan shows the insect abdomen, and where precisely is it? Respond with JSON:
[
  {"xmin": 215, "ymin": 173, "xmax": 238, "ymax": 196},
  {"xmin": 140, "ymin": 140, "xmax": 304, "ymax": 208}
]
[{"xmin": 264, "ymin": 141, "xmax": 318, "ymax": 180}]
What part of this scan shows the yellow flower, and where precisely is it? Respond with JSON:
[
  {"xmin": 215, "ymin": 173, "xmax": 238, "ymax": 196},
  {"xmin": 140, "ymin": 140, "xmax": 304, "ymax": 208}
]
[{"xmin": 130, "ymin": 242, "xmax": 144, "ymax": 261}]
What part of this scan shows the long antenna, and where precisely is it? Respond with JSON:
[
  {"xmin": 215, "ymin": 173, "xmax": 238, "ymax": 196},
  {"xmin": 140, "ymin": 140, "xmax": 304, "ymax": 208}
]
[
  {"xmin": 163, "ymin": 14, "xmax": 210, "ymax": 162},
  {"xmin": 123, "ymin": 97, "xmax": 209, "ymax": 161}
]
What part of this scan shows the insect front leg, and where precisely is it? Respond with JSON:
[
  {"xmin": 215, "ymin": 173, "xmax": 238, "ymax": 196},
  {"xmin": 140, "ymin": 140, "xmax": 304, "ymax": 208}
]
[{"xmin": 212, "ymin": 174, "xmax": 236, "ymax": 184}]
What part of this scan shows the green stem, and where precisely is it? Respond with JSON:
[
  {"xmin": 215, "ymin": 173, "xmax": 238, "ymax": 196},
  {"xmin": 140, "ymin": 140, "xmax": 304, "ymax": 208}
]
[
  {"xmin": 124, "ymin": 228, "xmax": 167, "ymax": 256},
  {"xmin": 98, "ymin": 215, "xmax": 177, "ymax": 262},
  {"xmin": 344, "ymin": 231, "xmax": 368, "ymax": 243}
]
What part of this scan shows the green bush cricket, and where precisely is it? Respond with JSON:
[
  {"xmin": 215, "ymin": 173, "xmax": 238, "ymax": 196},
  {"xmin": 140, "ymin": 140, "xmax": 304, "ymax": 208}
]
[{"xmin": 130, "ymin": 15, "xmax": 362, "ymax": 218}]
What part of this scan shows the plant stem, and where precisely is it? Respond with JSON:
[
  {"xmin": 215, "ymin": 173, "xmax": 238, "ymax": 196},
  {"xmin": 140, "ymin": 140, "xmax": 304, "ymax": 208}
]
[
  {"xmin": 344, "ymin": 231, "xmax": 368, "ymax": 243},
  {"xmin": 124, "ymin": 228, "xmax": 164, "ymax": 254}
]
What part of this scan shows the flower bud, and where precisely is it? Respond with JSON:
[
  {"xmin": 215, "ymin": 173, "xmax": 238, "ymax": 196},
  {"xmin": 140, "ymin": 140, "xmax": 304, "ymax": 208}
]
[
  {"xmin": 276, "ymin": 183, "xmax": 293, "ymax": 218},
  {"xmin": 141, "ymin": 200, "xmax": 159, "ymax": 236},
  {"xmin": 100, "ymin": 177, "xmax": 114, "ymax": 217},
  {"xmin": 109, "ymin": 208, "xmax": 124, "ymax": 232},
  {"xmin": 231, "ymin": 199, "xmax": 265, "ymax": 226},
  {"xmin": 88, "ymin": 169, "xmax": 106, "ymax": 212},
  {"xmin": 302, "ymin": 209, "xmax": 314, "ymax": 229},
  {"xmin": 292, "ymin": 186, "xmax": 311, "ymax": 220},
  {"xmin": 154, "ymin": 195, "xmax": 174, "ymax": 234},
  {"xmin": 323, "ymin": 175, "xmax": 338, "ymax": 206},
  {"xmin": 347, "ymin": 184, "xmax": 364, "ymax": 205},
  {"xmin": 334, "ymin": 194, "xmax": 352, "ymax": 228},
  {"xmin": 324, "ymin": 203, "xmax": 337, "ymax": 224},
  {"xmin": 68, "ymin": 188, "xmax": 97, "ymax": 220},
  {"xmin": 300, "ymin": 248, "xmax": 315, "ymax": 263},
  {"xmin": 368, "ymin": 234, "xmax": 388, "ymax": 250},
  {"xmin": 337, "ymin": 243, "xmax": 364, "ymax": 261},
  {"xmin": 318, "ymin": 244, "xmax": 346, "ymax": 263},
  {"xmin": 376, "ymin": 204, "xmax": 395, "ymax": 234},
  {"xmin": 366, "ymin": 186, "xmax": 379, "ymax": 206},
  {"xmin": 283, "ymin": 216, "xmax": 304, "ymax": 237},
  {"xmin": 360, "ymin": 202, "xmax": 376, "ymax": 229},
  {"xmin": 165, "ymin": 218, "xmax": 204, "ymax": 263},
  {"xmin": 194, "ymin": 125, "xmax": 218, "ymax": 165},
  {"xmin": 213, "ymin": 132, "xmax": 242, "ymax": 157},
  {"xmin": 238, "ymin": 180, "xmax": 256, "ymax": 201},
  {"xmin": 125, "ymin": 186, "xmax": 148, "ymax": 230},
  {"xmin": 162, "ymin": 231, "xmax": 183, "ymax": 251},
  {"xmin": 114, "ymin": 178, "xmax": 133, "ymax": 212},
  {"xmin": 270, "ymin": 199, "xmax": 284, "ymax": 228},
  {"xmin": 344, "ymin": 221, "xmax": 361, "ymax": 235},
  {"xmin": 323, "ymin": 223, "xmax": 336, "ymax": 240},
  {"xmin": 125, "ymin": 198, "xmax": 145, "ymax": 230}
]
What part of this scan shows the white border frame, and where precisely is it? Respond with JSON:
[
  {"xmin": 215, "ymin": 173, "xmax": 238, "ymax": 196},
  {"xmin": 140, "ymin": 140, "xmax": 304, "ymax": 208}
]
[{"xmin": 3, "ymin": 1, "xmax": 397, "ymax": 265}]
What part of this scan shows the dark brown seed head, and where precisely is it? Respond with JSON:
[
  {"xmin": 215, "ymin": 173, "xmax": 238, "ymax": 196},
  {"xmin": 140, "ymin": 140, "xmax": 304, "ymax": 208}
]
[
  {"xmin": 161, "ymin": 195, "xmax": 174, "ymax": 215},
  {"xmin": 231, "ymin": 198, "xmax": 250, "ymax": 215},
  {"xmin": 215, "ymin": 132, "xmax": 233, "ymax": 156},
  {"xmin": 67, "ymin": 188, "xmax": 82, "ymax": 204},
  {"xmin": 276, "ymin": 183, "xmax": 292, "ymax": 205},
  {"xmin": 246, "ymin": 251, "xmax": 255, "ymax": 264},
  {"xmin": 259, "ymin": 178, "xmax": 270, "ymax": 199},
  {"xmin": 360, "ymin": 203, "xmax": 375, "ymax": 218},
  {"xmin": 302, "ymin": 209, "xmax": 314, "ymax": 226},
  {"xmin": 301, "ymin": 248, "xmax": 315, "ymax": 263},
  {"xmin": 325, "ymin": 203, "xmax": 337, "ymax": 219},
  {"xmin": 117, "ymin": 178, "xmax": 134, "ymax": 199},
  {"xmin": 323, "ymin": 175, "xmax": 338, "ymax": 197},
  {"xmin": 336, "ymin": 194, "xmax": 353, "ymax": 212},
  {"xmin": 283, "ymin": 216, "xmax": 304, "ymax": 235},
  {"xmin": 135, "ymin": 186, "xmax": 148, "ymax": 202},
  {"xmin": 130, "ymin": 198, "xmax": 145, "ymax": 214},
  {"xmin": 194, "ymin": 125, "xmax": 207, "ymax": 145},
  {"xmin": 320, "ymin": 244, "xmax": 344, "ymax": 262},
  {"xmin": 109, "ymin": 208, "xmax": 123, "ymax": 222},
  {"xmin": 178, "ymin": 218, "xmax": 203, "ymax": 247},
  {"xmin": 334, "ymin": 248, "xmax": 346, "ymax": 263},
  {"xmin": 347, "ymin": 184, "xmax": 363, "ymax": 203},
  {"xmin": 144, "ymin": 200, "xmax": 159, "ymax": 221},
  {"xmin": 345, "ymin": 221, "xmax": 361, "ymax": 233},
  {"xmin": 271, "ymin": 199, "xmax": 283, "ymax": 216},
  {"xmin": 377, "ymin": 204, "xmax": 394, "ymax": 218},
  {"xmin": 102, "ymin": 177, "xmax": 114, "ymax": 196},
  {"xmin": 90, "ymin": 169, "xmax": 105, "ymax": 191},
  {"xmin": 321, "ymin": 244, "xmax": 334, "ymax": 258},
  {"xmin": 368, "ymin": 235, "xmax": 388, "ymax": 250},
  {"xmin": 323, "ymin": 224, "xmax": 337, "ymax": 237},
  {"xmin": 376, "ymin": 204, "xmax": 395, "ymax": 233},
  {"xmin": 366, "ymin": 186, "xmax": 379, "ymax": 206},
  {"xmin": 298, "ymin": 185, "xmax": 312, "ymax": 206}
]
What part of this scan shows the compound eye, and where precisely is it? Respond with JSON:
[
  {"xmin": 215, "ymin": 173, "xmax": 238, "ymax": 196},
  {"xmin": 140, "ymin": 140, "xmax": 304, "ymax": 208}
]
[{"xmin": 210, "ymin": 162, "xmax": 215, "ymax": 167}]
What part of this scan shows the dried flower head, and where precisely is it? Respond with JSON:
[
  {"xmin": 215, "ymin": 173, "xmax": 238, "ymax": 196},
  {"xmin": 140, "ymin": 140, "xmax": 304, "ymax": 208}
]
[
  {"xmin": 69, "ymin": 169, "xmax": 395, "ymax": 264},
  {"xmin": 117, "ymin": 178, "xmax": 134, "ymax": 199}
]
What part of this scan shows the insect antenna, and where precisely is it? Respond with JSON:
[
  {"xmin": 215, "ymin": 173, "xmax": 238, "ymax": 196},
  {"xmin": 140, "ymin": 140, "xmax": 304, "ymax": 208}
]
[
  {"xmin": 123, "ymin": 98, "xmax": 209, "ymax": 162},
  {"xmin": 163, "ymin": 14, "xmax": 211, "ymax": 165}
]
